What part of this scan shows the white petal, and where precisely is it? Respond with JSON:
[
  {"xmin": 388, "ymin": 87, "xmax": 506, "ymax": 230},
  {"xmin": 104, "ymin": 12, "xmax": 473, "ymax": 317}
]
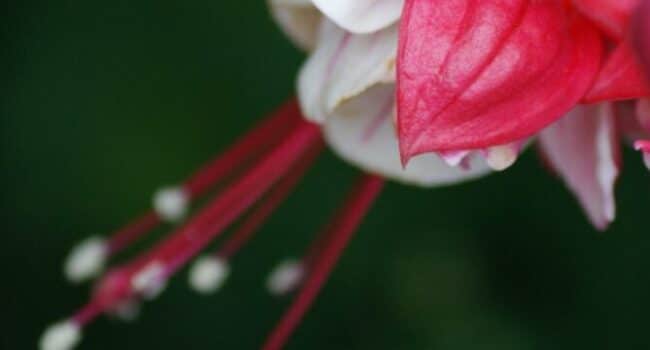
[
  {"xmin": 323, "ymin": 84, "xmax": 492, "ymax": 187},
  {"xmin": 268, "ymin": 0, "xmax": 321, "ymax": 51},
  {"xmin": 298, "ymin": 20, "xmax": 397, "ymax": 123},
  {"xmin": 312, "ymin": 0, "xmax": 404, "ymax": 34},
  {"xmin": 539, "ymin": 103, "xmax": 620, "ymax": 230}
]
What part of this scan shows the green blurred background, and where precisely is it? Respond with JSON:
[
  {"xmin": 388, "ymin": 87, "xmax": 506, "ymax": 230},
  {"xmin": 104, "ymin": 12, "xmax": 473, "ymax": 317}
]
[{"xmin": 3, "ymin": 1, "xmax": 650, "ymax": 349}]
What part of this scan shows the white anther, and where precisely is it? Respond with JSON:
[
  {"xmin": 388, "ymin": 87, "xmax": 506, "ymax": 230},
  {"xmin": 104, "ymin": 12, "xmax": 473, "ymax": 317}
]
[
  {"xmin": 188, "ymin": 256, "xmax": 230, "ymax": 294},
  {"xmin": 266, "ymin": 259, "xmax": 304, "ymax": 296},
  {"xmin": 63, "ymin": 236, "xmax": 108, "ymax": 283},
  {"xmin": 153, "ymin": 186, "xmax": 189, "ymax": 222},
  {"xmin": 486, "ymin": 144, "xmax": 518, "ymax": 171},
  {"xmin": 40, "ymin": 320, "xmax": 81, "ymax": 350},
  {"xmin": 131, "ymin": 261, "xmax": 167, "ymax": 300}
]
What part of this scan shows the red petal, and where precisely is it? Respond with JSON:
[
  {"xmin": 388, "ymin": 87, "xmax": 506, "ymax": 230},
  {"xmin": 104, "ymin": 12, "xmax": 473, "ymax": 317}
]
[
  {"xmin": 571, "ymin": 0, "xmax": 638, "ymax": 39},
  {"xmin": 538, "ymin": 103, "xmax": 620, "ymax": 230},
  {"xmin": 631, "ymin": 0, "xmax": 650, "ymax": 79},
  {"xmin": 397, "ymin": 0, "xmax": 602, "ymax": 162},
  {"xmin": 582, "ymin": 42, "xmax": 650, "ymax": 103}
]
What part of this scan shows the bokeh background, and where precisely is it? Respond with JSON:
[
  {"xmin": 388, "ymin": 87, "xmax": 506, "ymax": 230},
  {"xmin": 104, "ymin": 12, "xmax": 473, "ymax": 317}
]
[{"xmin": 3, "ymin": 1, "xmax": 650, "ymax": 349}]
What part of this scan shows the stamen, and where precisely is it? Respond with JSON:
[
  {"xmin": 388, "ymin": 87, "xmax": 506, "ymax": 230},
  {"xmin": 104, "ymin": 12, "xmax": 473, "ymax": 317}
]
[
  {"xmin": 43, "ymin": 261, "xmax": 157, "ymax": 349},
  {"xmin": 131, "ymin": 261, "xmax": 167, "ymax": 300},
  {"xmin": 72, "ymin": 303, "xmax": 102, "ymax": 326},
  {"xmin": 188, "ymin": 255, "xmax": 230, "ymax": 294},
  {"xmin": 266, "ymin": 259, "xmax": 305, "ymax": 296},
  {"xmin": 144, "ymin": 120, "xmax": 322, "ymax": 278},
  {"xmin": 105, "ymin": 212, "xmax": 160, "ymax": 255},
  {"xmin": 264, "ymin": 200, "xmax": 345, "ymax": 297},
  {"xmin": 46, "ymin": 102, "xmax": 324, "ymax": 350},
  {"xmin": 217, "ymin": 143, "xmax": 322, "ymax": 261},
  {"xmin": 90, "ymin": 267, "xmax": 136, "ymax": 313},
  {"xmin": 39, "ymin": 320, "xmax": 81, "ymax": 350},
  {"xmin": 40, "ymin": 300, "xmax": 104, "ymax": 350},
  {"xmin": 153, "ymin": 186, "xmax": 190, "ymax": 222},
  {"xmin": 72, "ymin": 119, "xmax": 320, "ymax": 319},
  {"xmin": 263, "ymin": 237, "xmax": 324, "ymax": 297},
  {"xmin": 188, "ymin": 141, "xmax": 323, "ymax": 294},
  {"xmin": 63, "ymin": 100, "xmax": 300, "ymax": 283},
  {"xmin": 64, "ymin": 236, "xmax": 108, "ymax": 283},
  {"xmin": 262, "ymin": 174, "xmax": 384, "ymax": 350},
  {"xmin": 182, "ymin": 101, "xmax": 301, "ymax": 198}
]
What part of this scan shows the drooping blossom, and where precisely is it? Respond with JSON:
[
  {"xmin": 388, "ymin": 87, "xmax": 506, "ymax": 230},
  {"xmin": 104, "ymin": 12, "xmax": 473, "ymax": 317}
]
[{"xmin": 40, "ymin": 1, "xmax": 650, "ymax": 349}]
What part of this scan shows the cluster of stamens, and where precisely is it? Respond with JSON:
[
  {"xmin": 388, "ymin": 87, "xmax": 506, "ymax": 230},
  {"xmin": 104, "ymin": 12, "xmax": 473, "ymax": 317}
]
[{"xmin": 41, "ymin": 100, "xmax": 384, "ymax": 350}]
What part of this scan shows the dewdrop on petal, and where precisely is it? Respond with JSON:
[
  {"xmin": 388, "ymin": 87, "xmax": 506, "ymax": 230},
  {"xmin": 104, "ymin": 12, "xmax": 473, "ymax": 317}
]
[
  {"xmin": 40, "ymin": 320, "xmax": 81, "ymax": 350},
  {"xmin": 64, "ymin": 236, "xmax": 108, "ymax": 283},
  {"xmin": 188, "ymin": 256, "xmax": 230, "ymax": 294},
  {"xmin": 485, "ymin": 144, "xmax": 519, "ymax": 171},
  {"xmin": 153, "ymin": 186, "xmax": 189, "ymax": 222},
  {"xmin": 266, "ymin": 259, "xmax": 305, "ymax": 296}
]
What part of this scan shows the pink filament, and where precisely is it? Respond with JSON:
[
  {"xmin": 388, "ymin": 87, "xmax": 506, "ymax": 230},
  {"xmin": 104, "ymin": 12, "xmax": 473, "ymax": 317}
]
[
  {"xmin": 218, "ymin": 141, "xmax": 324, "ymax": 260},
  {"xmin": 104, "ymin": 100, "xmax": 300, "ymax": 256},
  {"xmin": 135, "ymin": 120, "xmax": 322, "ymax": 277},
  {"xmin": 183, "ymin": 100, "xmax": 301, "ymax": 197},
  {"xmin": 75, "ymin": 266, "xmax": 135, "ymax": 325},
  {"xmin": 262, "ymin": 174, "xmax": 384, "ymax": 350},
  {"xmin": 72, "ymin": 302, "xmax": 103, "ymax": 326},
  {"xmin": 107, "ymin": 212, "xmax": 159, "ymax": 254}
]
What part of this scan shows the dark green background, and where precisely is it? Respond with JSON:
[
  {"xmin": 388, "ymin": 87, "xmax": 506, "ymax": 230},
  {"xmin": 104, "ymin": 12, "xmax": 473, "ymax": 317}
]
[{"xmin": 3, "ymin": 1, "xmax": 650, "ymax": 349}]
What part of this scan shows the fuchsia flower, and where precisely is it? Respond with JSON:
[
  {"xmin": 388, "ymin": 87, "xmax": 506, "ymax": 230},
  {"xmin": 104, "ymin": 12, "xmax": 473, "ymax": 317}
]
[{"xmin": 41, "ymin": 1, "xmax": 650, "ymax": 349}]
